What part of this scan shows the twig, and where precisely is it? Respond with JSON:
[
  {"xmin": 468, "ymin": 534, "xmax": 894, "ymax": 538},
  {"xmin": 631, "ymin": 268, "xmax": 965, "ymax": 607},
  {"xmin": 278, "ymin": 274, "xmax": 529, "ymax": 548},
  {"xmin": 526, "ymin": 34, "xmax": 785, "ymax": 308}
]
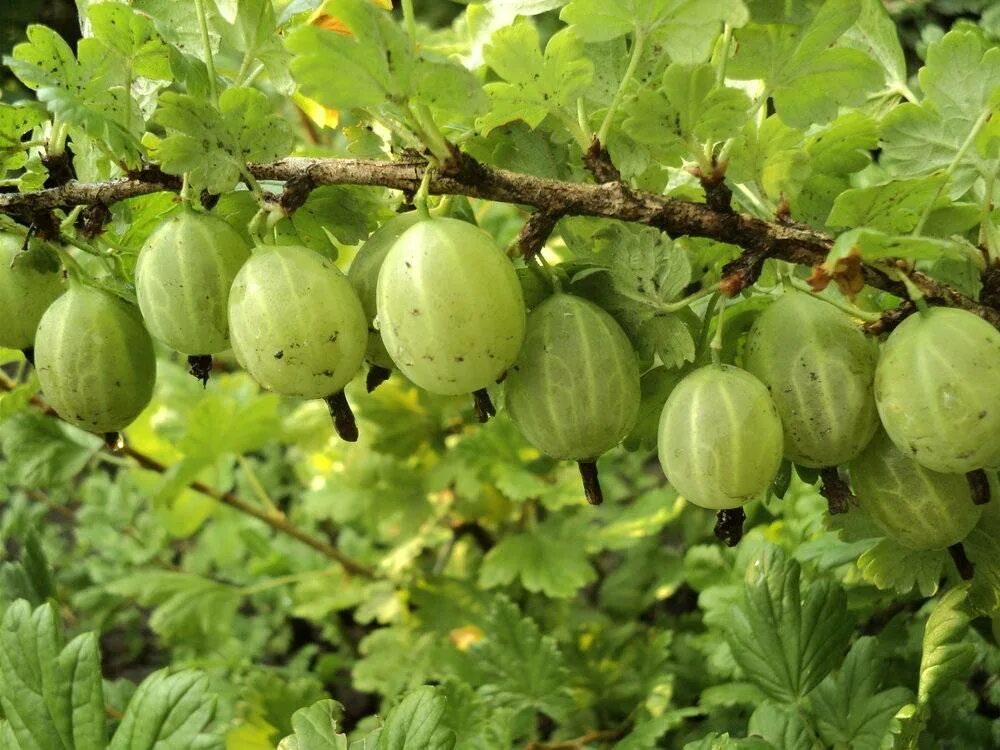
[
  {"xmin": 517, "ymin": 210, "xmax": 561, "ymax": 261},
  {"xmin": 525, "ymin": 728, "xmax": 624, "ymax": 750},
  {"xmin": 863, "ymin": 301, "xmax": 916, "ymax": 336},
  {"xmin": 2, "ymin": 154, "xmax": 999, "ymax": 327},
  {"xmin": 0, "ymin": 373, "xmax": 376, "ymax": 578}
]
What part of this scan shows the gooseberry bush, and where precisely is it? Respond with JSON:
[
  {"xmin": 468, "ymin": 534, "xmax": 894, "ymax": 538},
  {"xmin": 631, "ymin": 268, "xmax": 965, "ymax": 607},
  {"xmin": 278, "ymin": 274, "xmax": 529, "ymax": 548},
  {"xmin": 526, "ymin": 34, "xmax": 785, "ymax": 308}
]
[{"xmin": 0, "ymin": 0, "xmax": 998, "ymax": 747}]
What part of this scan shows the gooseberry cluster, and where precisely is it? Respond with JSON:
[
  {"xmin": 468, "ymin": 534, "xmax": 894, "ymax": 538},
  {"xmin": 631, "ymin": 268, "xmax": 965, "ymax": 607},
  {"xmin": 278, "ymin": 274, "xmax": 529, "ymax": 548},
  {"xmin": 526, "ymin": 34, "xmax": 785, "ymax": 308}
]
[{"xmin": 1, "ymin": 205, "xmax": 995, "ymax": 556}]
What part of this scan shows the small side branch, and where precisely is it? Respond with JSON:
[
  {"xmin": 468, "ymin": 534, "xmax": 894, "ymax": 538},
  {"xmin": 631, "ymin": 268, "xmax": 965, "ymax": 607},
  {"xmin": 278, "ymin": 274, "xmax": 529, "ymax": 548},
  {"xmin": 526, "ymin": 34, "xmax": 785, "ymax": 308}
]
[
  {"xmin": 0, "ymin": 373, "xmax": 376, "ymax": 578},
  {"xmin": 517, "ymin": 210, "xmax": 561, "ymax": 261}
]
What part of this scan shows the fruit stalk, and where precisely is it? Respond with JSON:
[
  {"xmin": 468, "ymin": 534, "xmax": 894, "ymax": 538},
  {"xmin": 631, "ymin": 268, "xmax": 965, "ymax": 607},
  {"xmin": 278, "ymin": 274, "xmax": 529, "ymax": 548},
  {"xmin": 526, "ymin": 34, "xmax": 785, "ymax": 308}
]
[
  {"xmin": 714, "ymin": 508, "xmax": 745, "ymax": 547},
  {"xmin": 577, "ymin": 461, "xmax": 603, "ymax": 506},
  {"xmin": 324, "ymin": 391, "xmax": 359, "ymax": 442}
]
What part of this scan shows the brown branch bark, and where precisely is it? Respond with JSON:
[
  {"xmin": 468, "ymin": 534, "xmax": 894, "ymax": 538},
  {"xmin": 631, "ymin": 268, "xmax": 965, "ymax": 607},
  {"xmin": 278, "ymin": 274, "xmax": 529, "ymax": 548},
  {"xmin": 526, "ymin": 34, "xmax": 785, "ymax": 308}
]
[
  {"xmin": 525, "ymin": 728, "xmax": 624, "ymax": 749},
  {"xmin": 1, "ymin": 154, "xmax": 998, "ymax": 326},
  {"xmin": 0, "ymin": 372, "xmax": 375, "ymax": 578}
]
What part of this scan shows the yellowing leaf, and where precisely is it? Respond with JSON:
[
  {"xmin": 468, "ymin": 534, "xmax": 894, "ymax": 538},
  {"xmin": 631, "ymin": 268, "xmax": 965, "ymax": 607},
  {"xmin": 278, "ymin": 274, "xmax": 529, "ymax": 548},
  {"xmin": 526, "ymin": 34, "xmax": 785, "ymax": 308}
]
[{"xmin": 292, "ymin": 90, "xmax": 340, "ymax": 129}]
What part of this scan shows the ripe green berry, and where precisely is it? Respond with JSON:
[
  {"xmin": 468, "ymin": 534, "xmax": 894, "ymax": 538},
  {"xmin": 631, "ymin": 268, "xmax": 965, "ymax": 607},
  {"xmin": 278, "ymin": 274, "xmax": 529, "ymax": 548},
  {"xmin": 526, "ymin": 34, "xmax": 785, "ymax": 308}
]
[
  {"xmin": 34, "ymin": 284, "xmax": 156, "ymax": 433},
  {"xmin": 875, "ymin": 307, "xmax": 1000, "ymax": 473},
  {"xmin": 228, "ymin": 245, "xmax": 367, "ymax": 400},
  {"xmin": 376, "ymin": 217, "xmax": 526, "ymax": 395},
  {"xmin": 658, "ymin": 364, "xmax": 783, "ymax": 510},
  {"xmin": 135, "ymin": 207, "xmax": 250, "ymax": 355},
  {"xmin": 505, "ymin": 294, "xmax": 640, "ymax": 504},
  {"xmin": 744, "ymin": 290, "xmax": 879, "ymax": 467},
  {"xmin": 0, "ymin": 233, "xmax": 64, "ymax": 351},
  {"xmin": 850, "ymin": 430, "xmax": 982, "ymax": 550},
  {"xmin": 348, "ymin": 211, "xmax": 420, "ymax": 371},
  {"xmin": 506, "ymin": 294, "xmax": 640, "ymax": 460}
]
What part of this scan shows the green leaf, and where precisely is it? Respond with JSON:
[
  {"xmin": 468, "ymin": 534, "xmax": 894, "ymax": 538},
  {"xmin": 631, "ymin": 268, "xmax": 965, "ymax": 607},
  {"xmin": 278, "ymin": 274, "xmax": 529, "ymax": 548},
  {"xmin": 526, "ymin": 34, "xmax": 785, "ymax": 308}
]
[
  {"xmin": 840, "ymin": 0, "xmax": 907, "ymax": 97},
  {"xmin": 0, "ymin": 104, "xmax": 46, "ymax": 177},
  {"xmin": 412, "ymin": 60, "xmax": 488, "ymax": 122},
  {"xmin": 468, "ymin": 595, "xmax": 574, "ymax": 719},
  {"xmin": 291, "ymin": 186, "xmax": 385, "ymax": 251},
  {"xmin": 730, "ymin": 0, "xmax": 883, "ymax": 128},
  {"xmin": 109, "ymin": 669, "xmax": 222, "ymax": 750},
  {"xmin": 609, "ymin": 225, "xmax": 691, "ymax": 307},
  {"xmin": 480, "ymin": 516, "xmax": 596, "ymax": 598},
  {"xmin": 880, "ymin": 31, "xmax": 1000, "ymax": 198},
  {"xmin": 106, "ymin": 572, "xmax": 242, "ymax": 647},
  {"xmin": 145, "ymin": 87, "xmax": 294, "ymax": 193},
  {"xmin": 828, "ymin": 228, "xmax": 982, "ymax": 268},
  {"xmin": 5, "ymin": 24, "xmax": 142, "ymax": 163},
  {"xmin": 377, "ymin": 686, "xmax": 456, "ymax": 750},
  {"xmin": 613, "ymin": 708, "xmax": 704, "ymax": 749},
  {"xmin": 826, "ymin": 175, "xmax": 949, "ymax": 232},
  {"xmin": 635, "ymin": 313, "xmax": 696, "ymax": 370},
  {"xmin": 793, "ymin": 112, "xmax": 879, "ymax": 225},
  {"xmin": 478, "ymin": 22, "xmax": 593, "ymax": 134},
  {"xmin": 0, "ymin": 529, "xmax": 56, "ymax": 608},
  {"xmin": 286, "ymin": 0, "xmax": 408, "ymax": 110},
  {"xmin": 727, "ymin": 115, "xmax": 809, "ymax": 201},
  {"xmin": 746, "ymin": 702, "xmax": 814, "ymax": 750},
  {"xmin": 683, "ymin": 733, "xmax": 775, "ymax": 750},
  {"xmin": 964, "ymin": 500, "xmax": 1000, "ymax": 615},
  {"xmin": 0, "ymin": 600, "xmax": 106, "ymax": 750},
  {"xmin": 723, "ymin": 546, "xmax": 853, "ymax": 703},
  {"xmin": 86, "ymin": 2, "xmax": 172, "ymax": 82},
  {"xmin": 560, "ymin": 0, "xmax": 748, "ymax": 63},
  {"xmin": 919, "ymin": 30, "xmax": 1000, "ymax": 123},
  {"xmin": 278, "ymin": 700, "xmax": 349, "ymax": 750},
  {"xmin": 917, "ymin": 586, "xmax": 975, "ymax": 707},
  {"xmin": 0, "ymin": 412, "xmax": 101, "ymax": 487},
  {"xmin": 352, "ymin": 625, "xmax": 434, "ymax": 699},
  {"xmin": 219, "ymin": 0, "xmax": 294, "ymax": 94},
  {"xmin": 855, "ymin": 538, "xmax": 944, "ymax": 598},
  {"xmin": 623, "ymin": 64, "xmax": 751, "ymax": 164},
  {"xmin": 809, "ymin": 637, "xmax": 911, "ymax": 750}
]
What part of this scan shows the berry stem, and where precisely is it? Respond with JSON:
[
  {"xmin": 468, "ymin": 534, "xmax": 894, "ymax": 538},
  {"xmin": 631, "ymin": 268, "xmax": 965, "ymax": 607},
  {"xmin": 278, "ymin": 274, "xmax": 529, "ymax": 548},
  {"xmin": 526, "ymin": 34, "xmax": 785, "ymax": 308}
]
[
  {"xmin": 967, "ymin": 469, "xmax": 991, "ymax": 505},
  {"xmin": 577, "ymin": 461, "xmax": 604, "ymax": 506},
  {"xmin": 103, "ymin": 432, "xmax": 124, "ymax": 453},
  {"xmin": 819, "ymin": 467, "xmax": 855, "ymax": 515},
  {"xmin": 947, "ymin": 542, "xmax": 975, "ymax": 580},
  {"xmin": 709, "ymin": 297, "xmax": 727, "ymax": 364},
  {"xmin": 472, "ymin": 388, "xmax": 496, "ymax": 423},
  {"xmin": 187, "ymin": 354, "xmax": 213, "ymax": 387},
  {"xmin": 714, "ymin": 507, "xmax": 745, "ymax": 546},
  {"xmin": 324, "ymin": 391, "xmax": 359, "ymax": 442},
  {"xmin": 366, "ymin": 365, "xmax": 392, "ymax": 392}
]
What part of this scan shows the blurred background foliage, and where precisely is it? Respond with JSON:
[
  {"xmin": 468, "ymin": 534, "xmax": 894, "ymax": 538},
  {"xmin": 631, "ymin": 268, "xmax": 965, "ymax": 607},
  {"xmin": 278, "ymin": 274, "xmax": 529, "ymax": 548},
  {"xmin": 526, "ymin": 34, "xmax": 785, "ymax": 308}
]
[{"xmin": 0, "ymin": 1, "xmax": 998, "ymax": 748}]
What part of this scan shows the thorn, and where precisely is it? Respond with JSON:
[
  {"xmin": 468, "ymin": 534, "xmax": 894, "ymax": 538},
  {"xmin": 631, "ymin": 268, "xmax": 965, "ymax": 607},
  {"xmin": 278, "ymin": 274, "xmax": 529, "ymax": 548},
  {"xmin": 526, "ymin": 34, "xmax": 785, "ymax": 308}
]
[
  {"xmin": 714, "ymin": 507, "xmax": 746, "ymax": 547},
  {"xmin": 577, "ymin": 460, "xmax": 604, "ymax": 506},
  {"xmin": 324, "ymin": 390, "xmax": 358, "ymax": 442},
  {"xmin": 187, "ymin": 354, "xmax": 213, "ymax": 387},
  {"xmin": 472, "ymin": 388, "xmax": 495, "ymax": 423},
  {"xmin": 365, "ymin": 365, "xmax": 391, "ymax": 392}
]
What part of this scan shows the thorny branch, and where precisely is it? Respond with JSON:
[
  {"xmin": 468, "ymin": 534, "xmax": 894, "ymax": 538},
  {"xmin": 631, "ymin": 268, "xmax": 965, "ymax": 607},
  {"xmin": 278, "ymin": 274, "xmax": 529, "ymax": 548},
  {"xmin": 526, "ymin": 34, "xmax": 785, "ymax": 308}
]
[{"xmin": 1, "ymin": 154, "xmax": 998, "ymax": 327}]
